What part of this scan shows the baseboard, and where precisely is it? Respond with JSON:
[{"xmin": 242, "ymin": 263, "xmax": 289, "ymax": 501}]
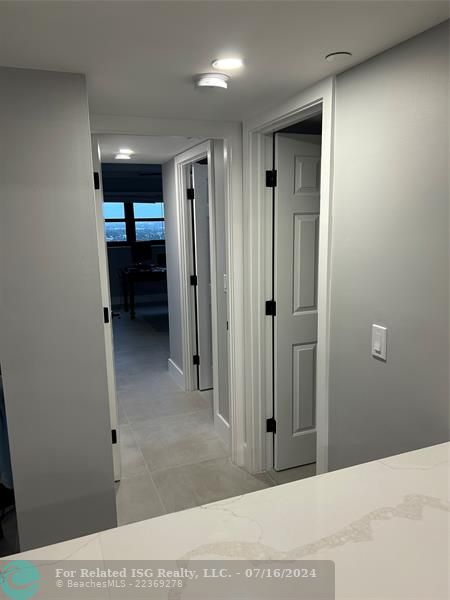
[{"xmin": 168, "ymin": 358, "xmax": 185, "ymax": 389}]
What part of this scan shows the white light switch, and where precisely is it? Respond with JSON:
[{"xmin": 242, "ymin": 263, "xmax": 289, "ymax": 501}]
[{"xmin": 372, "ymin": 324, "xmax": 387, "ymax": 361}]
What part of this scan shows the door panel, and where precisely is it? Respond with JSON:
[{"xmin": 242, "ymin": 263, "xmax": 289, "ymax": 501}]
[
  {"xmin": 92, "ymin": 138, "xmax": 121, "ymax": 482},
  {"xmin": 293, "ymin": 213, "xmax": 319, "ymax": 312},
  {"xmin": 192, "ymin": 163, "xmax": 213, "ymax": 391},
  {"xmin": 274, "ymin": 133, "xmax": 321, "ymax": 471}
]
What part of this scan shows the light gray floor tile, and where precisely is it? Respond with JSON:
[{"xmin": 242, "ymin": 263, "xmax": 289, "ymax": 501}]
[
  {"xmin": 115, "ymin": 473, "xmax": 166, "ymax": 526},
  {"xmin": 141, "ymin": 430, "xmax": 228, "ymax": 472},
  {"xmin": 131, "ymin": 409, "xmax": 214, "ymax": 445},
  {"xmin": 252, "ymin": 471, "xmax": 276, "ymax": 487},
  {"xmin": 268, "ymin": 463, "xmax": 316, "ymax": 485},
  {"xmin": 114, "ymin": 305, "xmax": 280, "ymax": 522},
  {"xmin": 124, "ymin": 391, "xmax": 210, "ymax": 423},
  {"xmin": 178, "ymin": 458, "xmax": 273, "ymax": 506},
  {"xmin": 117, "ymin": 401, "xmax": 128, "ymax": 425},
  {"xmin": 119, "ymin": 424, "xmax": 148, "ymax": 479},
  {"xmin": 152, "ymin": 468, "xmax": 199, "ymax": 513}
]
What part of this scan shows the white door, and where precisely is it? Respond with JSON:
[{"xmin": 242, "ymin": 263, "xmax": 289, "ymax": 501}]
[
  {"xmin": 92, "ymin": 137, "xmax": 121, "ymax": 481},
  {"xmin": 192, "ymin": 163, "xmax": 214, "ymax": 390},
  {"xmin": 274, "ymin": 133, "xmax": 321, "ymax": 471}
]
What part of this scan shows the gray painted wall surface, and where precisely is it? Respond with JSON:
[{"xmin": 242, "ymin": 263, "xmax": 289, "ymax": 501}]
[
  {"xmin": 211, "ymin": 141, "xmax": 230, "ymax": 423},
  {"xmin": 0, "ymin": 67, "xmax": 117, "ymax": 550},
  {"xmin": 162, "ymin": 160, "xmax": 184, "ymax": 370},
  {"xmin": 329, "ymin": 22, "xmax": 449, "ymax": 470}
]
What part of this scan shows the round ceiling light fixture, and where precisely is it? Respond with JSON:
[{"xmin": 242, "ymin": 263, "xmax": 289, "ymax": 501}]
[
  {"xmin": 119, "ymin": 148, "xmax": 134, "ymax": 155},
  {"xmin": 325, "ymin": 51, "xmax": 352, "ymax": 63},
  {"xmin": 115, "ymin": 153, "xmax": 131, "ymax": 160},
  {"xmin": 212, "ymin": 57, "xmax": 243, "ymax": 70},
  {"xmin": 196, "ymin": 73, "xmax": 229, "ymax": 89}
]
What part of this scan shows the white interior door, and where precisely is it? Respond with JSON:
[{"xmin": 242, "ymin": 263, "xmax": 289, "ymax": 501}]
[
  {"xmin": 274, "ymin": 133, "xmax": 321, "ymax": 471},
  {"xmin": 92, "ymin": 137, "xmax": 121, "ymax": 481},
  {"xmin": 192, "ymin": 163, "xmax": 214, "ymax": 391}
]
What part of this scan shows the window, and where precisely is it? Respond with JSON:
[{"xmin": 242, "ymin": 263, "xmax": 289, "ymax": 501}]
[
  {"xmin": 103, "ymin": 202, "xmax": 165, "ymax": 244},
  {"xmin": 103, "ymin": 202, "xmax": 127, "ymax": 242}
]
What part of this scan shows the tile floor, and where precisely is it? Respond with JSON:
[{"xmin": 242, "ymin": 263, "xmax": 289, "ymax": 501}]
[{"xmin": 114, "ymin": 303, "xmax": 315, "ymax": 526}]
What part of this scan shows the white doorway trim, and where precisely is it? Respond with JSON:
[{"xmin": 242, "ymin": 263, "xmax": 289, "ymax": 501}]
[
  {"xmin": 242, "ymin": 77, "xmax": 335, "ymax": 475},
  {"xmin": 174, "ymin": 141, "xmax": 230, "ymax": 446},
  {"xmin": 174, "ymin": 142, "xmax": 212, "ymax": 393},
  {"xmin": 90, "ymin": 115, "xmax": 245, "ymax": 466}
]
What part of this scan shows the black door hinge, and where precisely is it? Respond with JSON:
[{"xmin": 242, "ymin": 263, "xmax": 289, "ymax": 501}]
[
  {"xmin": 193, "ymin": 354, "xmax": 200, "ymax": 366},
  {"xmin": 265, "ymin": 169, "xmax": 277, "ymax": 188},
  {"xmin": 190, "ymin": 275, "xmax": 198, "ymax": 286},
  {"xmin": 266, "ymin": 417, "xmax": 277, "ymax": 434},
  {"xmin": 265, "ymin": 300, "xmax": 276, "ymax": 316},
  {"xmin": 103, "ymin": 307, "xmax": 110, "ymax": 323},
  {"xmin": 111, "ymin": 429, "xmax": 117, "ymax": 444},
  {"xmin": 187, "ymin": 187, "xmax": 195, "ymax": 200},
  {"xmin": 94, "ymin": 172, "xmax": 100, "ymax": 190}
]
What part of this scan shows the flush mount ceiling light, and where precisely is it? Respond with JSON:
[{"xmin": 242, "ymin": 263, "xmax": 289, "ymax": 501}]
[
  {"xmin": 115, "ymin": 153, "xmax": 131, "ymax": 160},
  {"xmin": 196, "ymin": 73, "xmax": 229, "ymax": 89},
  {"xmin": 119, "ymin": 148, "xmax": 134, "ymax": 155},
  {"xmin": 325, "ymin": 51, "xmax": 352, "ymax": 63},
  {"xmin": 212, "ymin": 57, "xmax": 243, "ymax": 70}
]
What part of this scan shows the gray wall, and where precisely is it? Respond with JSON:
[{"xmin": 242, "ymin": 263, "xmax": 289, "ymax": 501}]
[
  {"xmin": 0, "ymin": 67, "xmax": 117, "ymax": 550},
  {"xmin": 162, "ymin": 160, "xmax": 184, "ymax": 370},
  {"xmin": 211, "ymin": 140, "xmax": 230, "ymax": 424},
  {"xmin": 328, "ymin": 22, "xmax": 449, "ymax": 470}
]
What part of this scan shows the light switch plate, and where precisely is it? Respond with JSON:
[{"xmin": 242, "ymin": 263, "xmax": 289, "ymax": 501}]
[{"xmin": 372, "ymin": 324, "xmax": 387, "ymax": 361}]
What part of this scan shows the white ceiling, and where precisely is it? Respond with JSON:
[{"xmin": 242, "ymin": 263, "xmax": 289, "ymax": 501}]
[
  {"xmin": 0, "ymin": 1, "xmax": 448, "ymax": 121},
  {"xmin": 98, "ymin": 135, "xmax": 204, "ymax": 164}
]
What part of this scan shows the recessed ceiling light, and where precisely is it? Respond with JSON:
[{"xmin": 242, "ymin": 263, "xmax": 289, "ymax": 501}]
[
  {"xmin": 115, "ymin": 154, "xmax": 131, "ymax": 160},
  {"xmin": 212, "ymin": 57, "xmax": 243, "ymax": 70},
  {"xmin": 119, "ymin": 148, "xmax": 134, "ymax": 155},
  {"xmin": 196, "ymin": 73, "xmax": 229, "ymax": 89},
  {"xmin": 325, "ymin": 51, "xmax": 352, "ymax": 63}
]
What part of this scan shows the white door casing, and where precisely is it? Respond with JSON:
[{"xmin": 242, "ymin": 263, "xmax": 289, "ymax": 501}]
[
  {"xmin": 192, "ymin": 162, "xmax": 214, "ymax": 390},
  {"xmin": 90, "ymin": 118, "xmax": 242, "ymax": 466},
  {"xmin": 173, "ymin": 140, "xmax": 231, "ymax": 447},
  {"xmin": 274, "ymin": 133, "xmax": 321, "ymax": 471},
  {"xmin": 91, "ymin": 137, "xmax": 121, "ymax": 482}
]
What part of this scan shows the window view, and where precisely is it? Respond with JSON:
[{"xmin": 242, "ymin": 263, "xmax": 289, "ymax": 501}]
[
  {"xmin": 135, "ymin": 221, "xmax": 165, "ymax": 241},
  {"xmin": 105, "ymin": 221, "xmax": 127, "ymax": 242},
  {"xmin": 103, "ymin": 201, "xmax": 165, "ymax": 243}
]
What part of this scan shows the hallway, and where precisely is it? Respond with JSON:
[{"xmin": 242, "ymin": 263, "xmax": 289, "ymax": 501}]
[{"xmin": 114, "ymin": 305, "xmax": 277, "ymax": 526}]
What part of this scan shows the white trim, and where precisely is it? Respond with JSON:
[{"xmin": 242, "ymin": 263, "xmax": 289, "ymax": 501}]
[
  {"xmin": 174, "ymin": 141, "xmax": 212, "ymax": 392},
  {"xmin": 168, "ymin": 358, "xmax": 185, "ymax": 389},
  {"xmin": 215, "ymin": 413, "xmax": 231, "ymax": 449},
  {"xmin": 174, "ymin": 141, "xmax": 231, "ymax": 452},
  {"xmin": 242, "ymin": 77, "xmax": 335, "ymax": 474},
  {"xmin": 90, "ymin": 114, "xmax": 245, "ymax": 467},
  {"xmin": 91, "ymin": 135, "xmax": 121, "ymax": 483}
]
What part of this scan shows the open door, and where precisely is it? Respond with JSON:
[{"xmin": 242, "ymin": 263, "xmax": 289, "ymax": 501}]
[
  {"xmin": 191, "ymin": 162, "xmax": 214, "ymax": 391},
  {"xmin": 92, "ymin": 137, "xmax": 121, "ymax": 481},
  {"xmin": 273, "ymin": 133, "xmax": 321, "ymax": 471}
]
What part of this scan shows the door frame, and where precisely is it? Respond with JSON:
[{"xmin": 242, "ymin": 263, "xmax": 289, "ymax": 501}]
[
  {"xmin": 91, "ymin": 135, "xmax": 121, "ymax": 482},
  {"xmin": 90, "ymin": 116, "xmax": 243, "ymax": 465},
  {"xmin": 243, "ymin": 77, "xmax": 335, "ymax": 474},
  {"xmin": 174, "ymin": 141, "xmax": 230, "ymax": 446}
]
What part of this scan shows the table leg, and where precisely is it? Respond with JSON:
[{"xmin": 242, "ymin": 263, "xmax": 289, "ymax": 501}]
[
  {"xmin": 122, "ymin": 276, "xmax": 129, "ymax": 312},
  {"xmin": 130, "ymin": 279, "xmax": 135, "ymax": 320}
]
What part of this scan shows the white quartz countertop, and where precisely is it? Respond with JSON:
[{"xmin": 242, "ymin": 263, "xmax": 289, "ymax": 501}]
[{"xmin": 12, "ymin": 443, "xmax": 450, "ymax": 599}]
